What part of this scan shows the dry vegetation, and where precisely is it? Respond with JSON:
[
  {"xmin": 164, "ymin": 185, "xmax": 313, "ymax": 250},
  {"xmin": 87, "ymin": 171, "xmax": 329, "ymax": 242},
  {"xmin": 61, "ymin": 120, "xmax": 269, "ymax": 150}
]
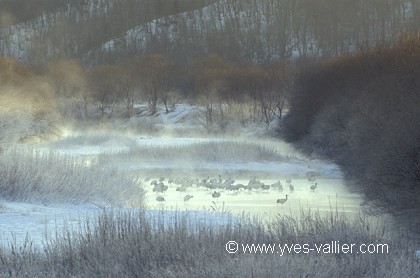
[
  {"xmin": 0, "ymin": 209, "xmax": 418, "ymax": 277},
  {"xmin": 281, "ymin": 33, "xmax": 420, "ymax": 233},
  {"xmin": 96, "ymin": 140, "xmax": 288, "ymax": 164},
  {"xmin": 0, "ymin": 148, "xmax": 144, "ymax": 206}
]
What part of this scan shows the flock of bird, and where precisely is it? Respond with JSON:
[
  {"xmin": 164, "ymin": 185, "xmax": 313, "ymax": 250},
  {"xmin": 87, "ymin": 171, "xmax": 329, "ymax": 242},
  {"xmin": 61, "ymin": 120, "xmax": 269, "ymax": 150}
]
[{"xmin": 147, "ymin": 175, "xmax": 319, "ymax": 207}]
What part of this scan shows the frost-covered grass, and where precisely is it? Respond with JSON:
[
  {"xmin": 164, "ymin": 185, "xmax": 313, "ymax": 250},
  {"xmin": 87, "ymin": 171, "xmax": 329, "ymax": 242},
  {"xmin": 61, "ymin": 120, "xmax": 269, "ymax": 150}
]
[
  {"xmin": 99, "ymin": 140, "xmax": 295, "ymax": 163},
  {"xmin": 0, "ymin": 147, "xmax": 144, "ymax": 206},
  {"xmin": 0, "ymin": 208, "xmax": 417, "ymax": 277},
  {"xmin": 52, "ymin": 130, "xmax": 138, "ymax": 148}
]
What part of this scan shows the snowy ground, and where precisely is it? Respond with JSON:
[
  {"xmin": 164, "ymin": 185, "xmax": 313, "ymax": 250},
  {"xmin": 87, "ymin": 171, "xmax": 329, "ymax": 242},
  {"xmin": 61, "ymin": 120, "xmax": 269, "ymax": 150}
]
[
  {"xmin": 0, "ymin": 104, "xmax": 364, "ymax": 248},
  {"xmin": 0, "ymin": 202, "xmax": 235, "ymax": 249}
]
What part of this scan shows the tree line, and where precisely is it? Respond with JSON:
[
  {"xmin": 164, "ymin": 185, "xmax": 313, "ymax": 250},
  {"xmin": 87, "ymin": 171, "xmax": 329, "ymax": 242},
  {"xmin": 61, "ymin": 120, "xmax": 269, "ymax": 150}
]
[{"xmin": 0, "ymin": 53, "xmax": 292, "ymax": 135}]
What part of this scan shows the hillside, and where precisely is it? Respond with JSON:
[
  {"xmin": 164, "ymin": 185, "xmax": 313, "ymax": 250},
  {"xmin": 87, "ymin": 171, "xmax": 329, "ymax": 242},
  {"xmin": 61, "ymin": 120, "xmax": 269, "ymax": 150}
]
[
  {"xmin": 1, "ymin": 0, "xmax": 418, "ymax": 65},
  {"xmin": 0, "ymin": 0, "xmax": 216, "ymax": 64}
]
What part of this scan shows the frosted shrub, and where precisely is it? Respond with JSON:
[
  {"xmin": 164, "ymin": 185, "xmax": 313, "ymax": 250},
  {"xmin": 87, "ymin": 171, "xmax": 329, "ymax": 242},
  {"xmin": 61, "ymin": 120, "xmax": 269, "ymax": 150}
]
[{"xmin": 0, "ymin": 147, "xmax": 144, "ymax": 206}]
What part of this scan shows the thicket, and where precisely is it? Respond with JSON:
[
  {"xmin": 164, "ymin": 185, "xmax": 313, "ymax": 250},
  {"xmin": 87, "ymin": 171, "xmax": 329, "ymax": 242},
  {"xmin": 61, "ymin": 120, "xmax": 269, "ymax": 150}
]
[
  {"xmin": 0, "ymin": 54, "xmax": 293, "ymax": 145},
  {"xmin": 281, "ymin": 33, "xmax": 420, "ymax": 232},
  {"xmin": 32, "ymin": 54, "xmax": 291, "ymax": 129}
]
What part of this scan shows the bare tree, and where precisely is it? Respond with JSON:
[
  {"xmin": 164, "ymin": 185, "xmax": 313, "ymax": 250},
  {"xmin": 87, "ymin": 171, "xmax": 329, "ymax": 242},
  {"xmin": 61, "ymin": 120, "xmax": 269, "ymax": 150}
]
[
  {"xmin": 44, "ymin": 59, "xmax": 88, "ymax": 120},
  {"xmin": 135, "ymin": 54, "xmax": 175, "ymax": 114},
  {"xmin": 88, "ymin": 65, "xmax": 119, "ymax": 122}
]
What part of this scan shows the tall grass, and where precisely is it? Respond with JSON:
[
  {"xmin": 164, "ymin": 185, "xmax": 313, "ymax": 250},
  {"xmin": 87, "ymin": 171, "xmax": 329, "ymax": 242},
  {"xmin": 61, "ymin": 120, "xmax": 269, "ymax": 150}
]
[
  {"xmin": 51, "ymin": 130, "xmax": 139, "ymax": 148},
  {"xmin": 0, "ymin": 147, "xmax": 145, "ymax": 206},
  {"xmin": 98, "ymin": 140, "xmax": 294, "ymax": 164},
  {"xmin": 0, "ymin": 208, "xmax": 417, "ymax": 277}
]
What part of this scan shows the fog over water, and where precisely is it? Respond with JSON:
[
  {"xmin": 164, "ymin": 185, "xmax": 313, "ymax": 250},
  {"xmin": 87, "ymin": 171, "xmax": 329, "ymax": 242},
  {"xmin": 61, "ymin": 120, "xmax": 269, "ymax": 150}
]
[{"xmin": 43, "ymin": 128, "xmax": 363, "ymax": 219}]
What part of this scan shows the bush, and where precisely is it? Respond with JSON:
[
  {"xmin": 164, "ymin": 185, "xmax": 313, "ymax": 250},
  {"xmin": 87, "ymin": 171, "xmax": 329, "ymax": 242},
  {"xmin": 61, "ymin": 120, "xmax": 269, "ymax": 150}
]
[{"xmin": 280, "ymin": 33, "xmax": 420, "ymax": 232}]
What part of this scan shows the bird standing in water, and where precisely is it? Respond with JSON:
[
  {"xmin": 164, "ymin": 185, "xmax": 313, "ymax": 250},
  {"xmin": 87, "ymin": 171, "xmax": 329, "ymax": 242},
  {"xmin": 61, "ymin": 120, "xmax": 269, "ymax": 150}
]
[{"xmin": 276, "ymin": 195, "xmax": 288, "ymax": 206}]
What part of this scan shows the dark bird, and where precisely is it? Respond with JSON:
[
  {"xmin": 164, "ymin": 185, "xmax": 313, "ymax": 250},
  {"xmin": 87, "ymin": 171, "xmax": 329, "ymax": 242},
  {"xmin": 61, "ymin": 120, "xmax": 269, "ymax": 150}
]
[
  {"xmin": 201, "ymin": 176, "xmax": 209, "ymax": 184},
  {"xmin": 253, "ymin": 182, "xmax": 262, "ymax": 190},
  {"xmin": 271, "ymin": 180, "xmax": 283, "ymax": 191},
  {"xmin": 276, "ymin": 195, "xmax": 288, "ymax": 206},
  {"xmin": 248, "ymin": 177, "xmax": 257, "ymax": 186},
  {"xmin": 289, "ymin": 184, "xmax": 294, "ymax": 191},
  {"xmin": 156, "ymin": 196, "xmax": 165, "ymax": 202},
  {"xmin": 310, "ymin": 183, "xmax": 318, "ymax": 191},
  {"xmin": 153, "ymin": 183, "xmax": 168, "ymax": 194},
  {"xmin": 176, "ymin": 186, "xmax": 187, "ymax": 192},
  {"xmin": 261, "ymin": 183, "xmax": 270, "ymax": 191},
  {"xmin": 184, "ymin": 195, "xmax": 194, "ymax": 202},
  {"xmin": 212, "ymin": 191, "xmax": 221, "ymax": 199}
]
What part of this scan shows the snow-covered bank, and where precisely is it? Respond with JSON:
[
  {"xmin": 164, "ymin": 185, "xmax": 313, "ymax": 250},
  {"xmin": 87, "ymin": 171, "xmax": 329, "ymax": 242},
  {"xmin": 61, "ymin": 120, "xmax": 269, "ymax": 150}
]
[{"xmin": 0, "ymin": 202, "xmax": 235, "ymax": 249}]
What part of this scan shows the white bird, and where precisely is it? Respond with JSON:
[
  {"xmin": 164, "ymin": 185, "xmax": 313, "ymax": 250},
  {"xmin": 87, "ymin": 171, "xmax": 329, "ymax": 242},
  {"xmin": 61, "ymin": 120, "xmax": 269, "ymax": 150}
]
[
  {"xmin": 184, "ymin": 195, "xmax": 194, "ymax": 202},
  {"xmin": 276, "ymin": 195, "xmax": 288, "ymax": 206}
]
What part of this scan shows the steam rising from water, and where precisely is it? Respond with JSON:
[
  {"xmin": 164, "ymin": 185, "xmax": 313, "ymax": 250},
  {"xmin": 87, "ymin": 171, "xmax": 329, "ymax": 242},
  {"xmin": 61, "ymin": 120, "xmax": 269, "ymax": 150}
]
[{"xmin": 42, "ymin": 128, "xmax": 357, "ymax": 218}]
